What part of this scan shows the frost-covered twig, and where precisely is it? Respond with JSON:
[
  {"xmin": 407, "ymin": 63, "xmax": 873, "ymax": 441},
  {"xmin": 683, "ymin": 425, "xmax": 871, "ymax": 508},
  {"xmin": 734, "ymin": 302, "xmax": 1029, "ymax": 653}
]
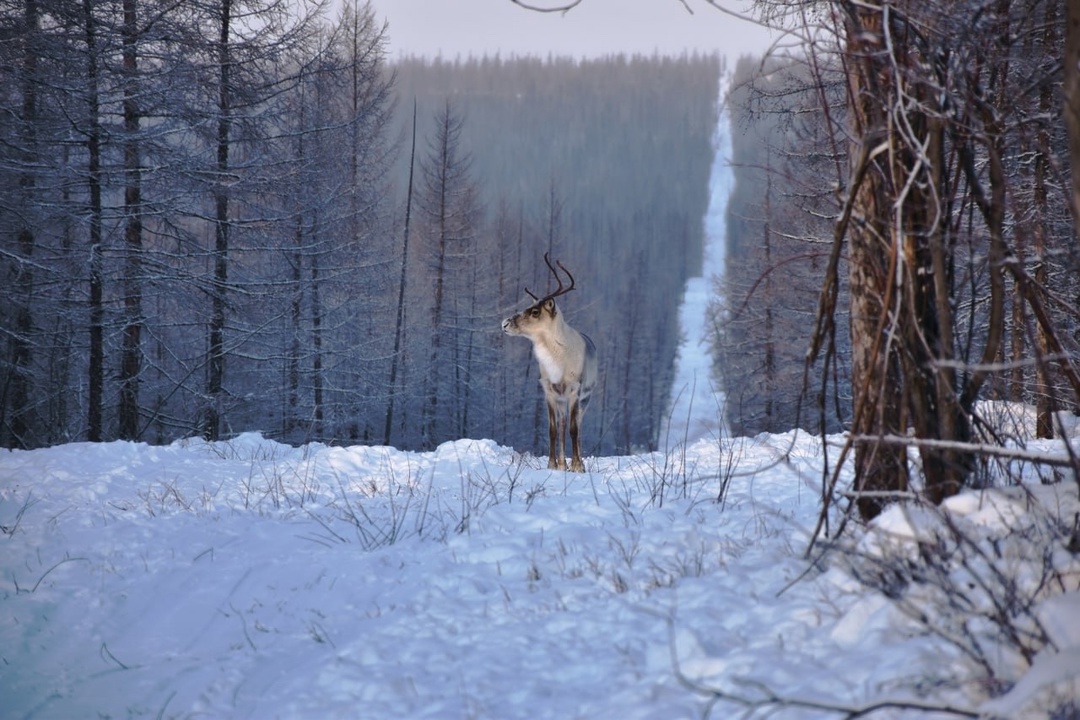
[
  {"xmin": 14, "ymin": 554, "xmax": 90, "ymax": 594},
  {"xmin": 1, "ymin": 490, "xmax": 36, "ymax": 537},
  {"xmin": 848, "ymin": 434, "xmax": 1080, "ymax": 471}
]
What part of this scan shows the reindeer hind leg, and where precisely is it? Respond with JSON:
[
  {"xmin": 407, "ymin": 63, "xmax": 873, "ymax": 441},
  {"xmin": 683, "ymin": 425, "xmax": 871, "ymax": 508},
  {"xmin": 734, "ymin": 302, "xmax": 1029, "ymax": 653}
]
[
  {"xmin": 555, "ymin": 403, "xmax": 569, "ymax": 471},
  {"xmin": 569, "ymin": 398, "xmax": 585, "ymax": 472}
]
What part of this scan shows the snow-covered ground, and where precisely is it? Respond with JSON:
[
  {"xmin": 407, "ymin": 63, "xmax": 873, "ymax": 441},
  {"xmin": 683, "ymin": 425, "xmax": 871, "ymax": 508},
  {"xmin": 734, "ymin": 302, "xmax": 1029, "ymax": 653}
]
[{"xmin": 2, "ymin": 429, "xmax": 1078, "ymax": 718}]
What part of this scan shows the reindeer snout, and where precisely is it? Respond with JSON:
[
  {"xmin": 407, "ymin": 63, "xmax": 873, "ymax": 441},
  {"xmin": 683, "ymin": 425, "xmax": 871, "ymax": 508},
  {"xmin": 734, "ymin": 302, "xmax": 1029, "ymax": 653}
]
[{"xmin": 501, "ymin": 317, "xmax": 514, "ymax": 334}]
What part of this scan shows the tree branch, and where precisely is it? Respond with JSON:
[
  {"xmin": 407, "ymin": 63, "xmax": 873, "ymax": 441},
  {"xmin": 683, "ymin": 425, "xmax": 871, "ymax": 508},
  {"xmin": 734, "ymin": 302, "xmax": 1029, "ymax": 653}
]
[
  {"xmin": 509, "ymin": 0, "xmax": 583, "ymax": 14},
  {"xmin": 848, "ymin": 433, "xmax": 1080, "ymax": 470}
]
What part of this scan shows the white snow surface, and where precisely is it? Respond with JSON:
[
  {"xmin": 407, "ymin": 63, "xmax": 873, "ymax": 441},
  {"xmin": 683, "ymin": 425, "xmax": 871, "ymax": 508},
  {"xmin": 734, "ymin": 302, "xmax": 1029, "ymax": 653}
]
[{"xmin": 2, "ymin": 431, "xmax": 1078, "ymax": 719}]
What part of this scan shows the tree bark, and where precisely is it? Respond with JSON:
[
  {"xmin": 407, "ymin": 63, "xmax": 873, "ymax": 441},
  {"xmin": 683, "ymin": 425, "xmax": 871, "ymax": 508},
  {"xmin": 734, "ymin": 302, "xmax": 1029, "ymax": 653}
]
[
  {"xmin": 205, "ymin": 0, "xmax": 232, "ymax": 441},
  {"xmin": 83, "ymin": 0, "xmax": 105, "ymax": 442},
  {"xmin": 1033, "ymin": 3, "xmax": 1059, "ymax": 439},
  {"xmin": 5, "ymin": 0, "xmax": 40, "ymax": 448},
  {"xmin": 119, "ymin": 0, "xmax": 143, "ymax": 440},
  {"xmin": 385, "ymin": 100, "xmax": 417, "ymax": 446},
  {"xmin": 1065, "ymin": 0, "xmax": 1080, "ymax": 242},
  {"xmin": 843, "ymin": 3, "xmax": 910, "ymax": 520}
]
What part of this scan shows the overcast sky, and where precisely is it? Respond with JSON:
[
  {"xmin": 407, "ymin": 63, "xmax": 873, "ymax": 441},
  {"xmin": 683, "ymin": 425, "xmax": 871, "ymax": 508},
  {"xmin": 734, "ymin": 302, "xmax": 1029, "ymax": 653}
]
[{"xmin": 361, "ymin": 0, "xmax": 775, "ymax": 62}]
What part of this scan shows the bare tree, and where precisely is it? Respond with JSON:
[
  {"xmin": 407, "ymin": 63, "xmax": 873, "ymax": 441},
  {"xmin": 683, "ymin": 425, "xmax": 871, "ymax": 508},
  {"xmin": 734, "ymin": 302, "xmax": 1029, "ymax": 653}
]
[
  {"xmin": 1067, "ymin": 0, "xmax": 1080, "ymax": 242},
  {"xmin": 81, "ymin": 0, "xmax": 105, "ymax": 442},
  {"xmin": 201, "ymin": 0, "xmax": 233, "ymax": 440},
  {"xmin": 118, "ymin": 0, "xmax": 144, "ymax": 439},
  {"xmin": 415, "ymin": 98, "xmax": 481, "ymax": 448},
  {"xmin": 385, "ymin": 99, "xmax": 417, "ymax": 447},
  {"xmin": 0, "ymin": 0, "xmax": 43, "ymax": 448}
]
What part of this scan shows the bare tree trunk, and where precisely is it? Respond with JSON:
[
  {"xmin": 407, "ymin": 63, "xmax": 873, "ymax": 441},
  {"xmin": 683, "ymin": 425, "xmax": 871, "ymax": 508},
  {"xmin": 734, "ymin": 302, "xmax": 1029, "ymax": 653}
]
[
  {"xmin": 118, "ymin": 0, "xmax": 143, "ymax": 440},
  {"xmin": 5, "ymin": 0, "xmax": 40, "ymax": 448},
  {"xmin": 287, "ymin": 218, "xmax": 302, "ymax": 436},
  {"xmin": 83, "ymin": 0, "xmax": 105, "ymax": 442},
  {"xmin": 460, "ymin": 262, "xmax": 478, "ymax": 436},
  {"xmin": 843, "ymin": 3, "xmax": 909, "ymax": 520},
  {"xmin": 1009, "ymin": 282, "xmax": 1025, "ymax": 403},
  {"xmin": 423, "ymin": 192, "xmax": 447, "ymax": 446},
  {"xmin": 1065, "ymin": 0, "xmax": 1080, "ymax": 241},
  {"xmin": 205, "ymin": 0, "xmax": 232, "ymax": 440},
  {"xmin": 1033, "ymin": 2, "xmax": 1058, "ymax": 439},
  {"xmin": 385, "ymin": 100, "xmax": 417, "ymax": 446},
  {"xmin": 900, "ymin": 110, "xmax": 971, "ymax": 506},
  {"xmin": 310, "ymin": 219, "xmax": 324, "ymax": 440},
  {"xmin": 763, "ymin": 161, "xmax": 775, "ymax": 428}
]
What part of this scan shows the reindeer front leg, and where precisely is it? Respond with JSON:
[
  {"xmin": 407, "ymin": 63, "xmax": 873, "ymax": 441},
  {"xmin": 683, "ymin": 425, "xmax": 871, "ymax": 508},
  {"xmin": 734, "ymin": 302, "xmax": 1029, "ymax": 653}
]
[{"xmin": 546, "ymin": 397, "xmax": 560, "ymax": 470}]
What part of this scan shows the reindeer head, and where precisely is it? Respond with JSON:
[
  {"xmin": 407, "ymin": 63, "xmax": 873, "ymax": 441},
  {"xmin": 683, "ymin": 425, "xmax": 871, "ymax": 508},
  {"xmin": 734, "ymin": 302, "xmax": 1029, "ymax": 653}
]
[{"xmin": 501, "ymin": 253, "xmax": 577, "ymax": 338}]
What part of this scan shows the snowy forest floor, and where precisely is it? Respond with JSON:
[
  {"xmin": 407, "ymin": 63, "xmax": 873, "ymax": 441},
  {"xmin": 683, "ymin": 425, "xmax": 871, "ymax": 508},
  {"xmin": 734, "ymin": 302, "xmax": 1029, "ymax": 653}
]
[{"xmin": 2, "ymin": 418, "xmax": 1079, "ymax": 719}]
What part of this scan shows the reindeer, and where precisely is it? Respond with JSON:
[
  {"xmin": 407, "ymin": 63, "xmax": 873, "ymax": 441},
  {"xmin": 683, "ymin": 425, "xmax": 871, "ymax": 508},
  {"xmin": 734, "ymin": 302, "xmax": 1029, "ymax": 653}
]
[{"xmin": 502, "ymin": 254, "xmax": 598, "ymax": 472}]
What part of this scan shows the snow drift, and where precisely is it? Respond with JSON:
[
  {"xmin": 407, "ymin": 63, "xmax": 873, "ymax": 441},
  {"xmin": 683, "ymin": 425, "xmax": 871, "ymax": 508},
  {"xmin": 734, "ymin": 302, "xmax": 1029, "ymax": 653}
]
[{"xmin": 2, "ymin": 429, "xmax": 1078, "ymax": 718}]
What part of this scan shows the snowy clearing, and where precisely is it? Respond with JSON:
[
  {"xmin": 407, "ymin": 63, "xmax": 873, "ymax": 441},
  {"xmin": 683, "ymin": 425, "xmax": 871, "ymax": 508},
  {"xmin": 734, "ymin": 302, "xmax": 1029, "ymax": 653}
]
[{"xmin": 2, "ymin": 430, "xmax": 1078, "ymax": 719}]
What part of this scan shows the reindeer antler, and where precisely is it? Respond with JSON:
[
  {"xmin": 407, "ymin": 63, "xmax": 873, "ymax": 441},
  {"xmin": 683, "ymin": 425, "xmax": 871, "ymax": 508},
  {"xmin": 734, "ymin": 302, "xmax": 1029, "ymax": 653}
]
[{"xmin": 525, "ymin": 252, "xmax": 576, "ymax": 303}]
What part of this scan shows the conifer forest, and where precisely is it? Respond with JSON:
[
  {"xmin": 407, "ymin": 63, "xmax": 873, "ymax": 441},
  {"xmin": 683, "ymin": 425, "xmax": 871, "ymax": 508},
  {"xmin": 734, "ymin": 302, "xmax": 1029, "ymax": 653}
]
[{"xmin": 0, "ymin": 0, "xmax": 719, "ymax": 454}]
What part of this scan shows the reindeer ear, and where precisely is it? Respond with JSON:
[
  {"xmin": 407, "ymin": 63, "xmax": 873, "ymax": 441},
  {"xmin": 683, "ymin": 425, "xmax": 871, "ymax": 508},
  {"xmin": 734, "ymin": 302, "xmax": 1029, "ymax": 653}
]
[{"xmin": 543, "ymin": 298, "xmax": 557, "ymax": 315}]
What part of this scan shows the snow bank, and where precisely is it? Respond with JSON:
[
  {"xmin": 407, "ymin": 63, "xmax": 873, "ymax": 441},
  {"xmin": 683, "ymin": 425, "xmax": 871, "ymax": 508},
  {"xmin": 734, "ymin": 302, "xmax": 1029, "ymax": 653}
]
[{"xmin": 4, "ymin": 432, "xmax": 1076, "ymax": 718}]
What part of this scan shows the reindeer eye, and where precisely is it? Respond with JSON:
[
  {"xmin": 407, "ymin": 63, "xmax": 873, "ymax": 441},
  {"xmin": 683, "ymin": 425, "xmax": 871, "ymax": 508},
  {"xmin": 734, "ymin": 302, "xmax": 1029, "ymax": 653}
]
[{"xmin": 530, "ymin": 308, "xmax": 540, "ymax": 317}]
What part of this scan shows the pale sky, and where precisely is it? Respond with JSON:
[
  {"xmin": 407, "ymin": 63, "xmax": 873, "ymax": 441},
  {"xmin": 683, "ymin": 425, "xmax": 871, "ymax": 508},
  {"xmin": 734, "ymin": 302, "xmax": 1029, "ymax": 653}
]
[{"xmin": 361, "ymin": 0, "xmax": 775, "ymax": 62}]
